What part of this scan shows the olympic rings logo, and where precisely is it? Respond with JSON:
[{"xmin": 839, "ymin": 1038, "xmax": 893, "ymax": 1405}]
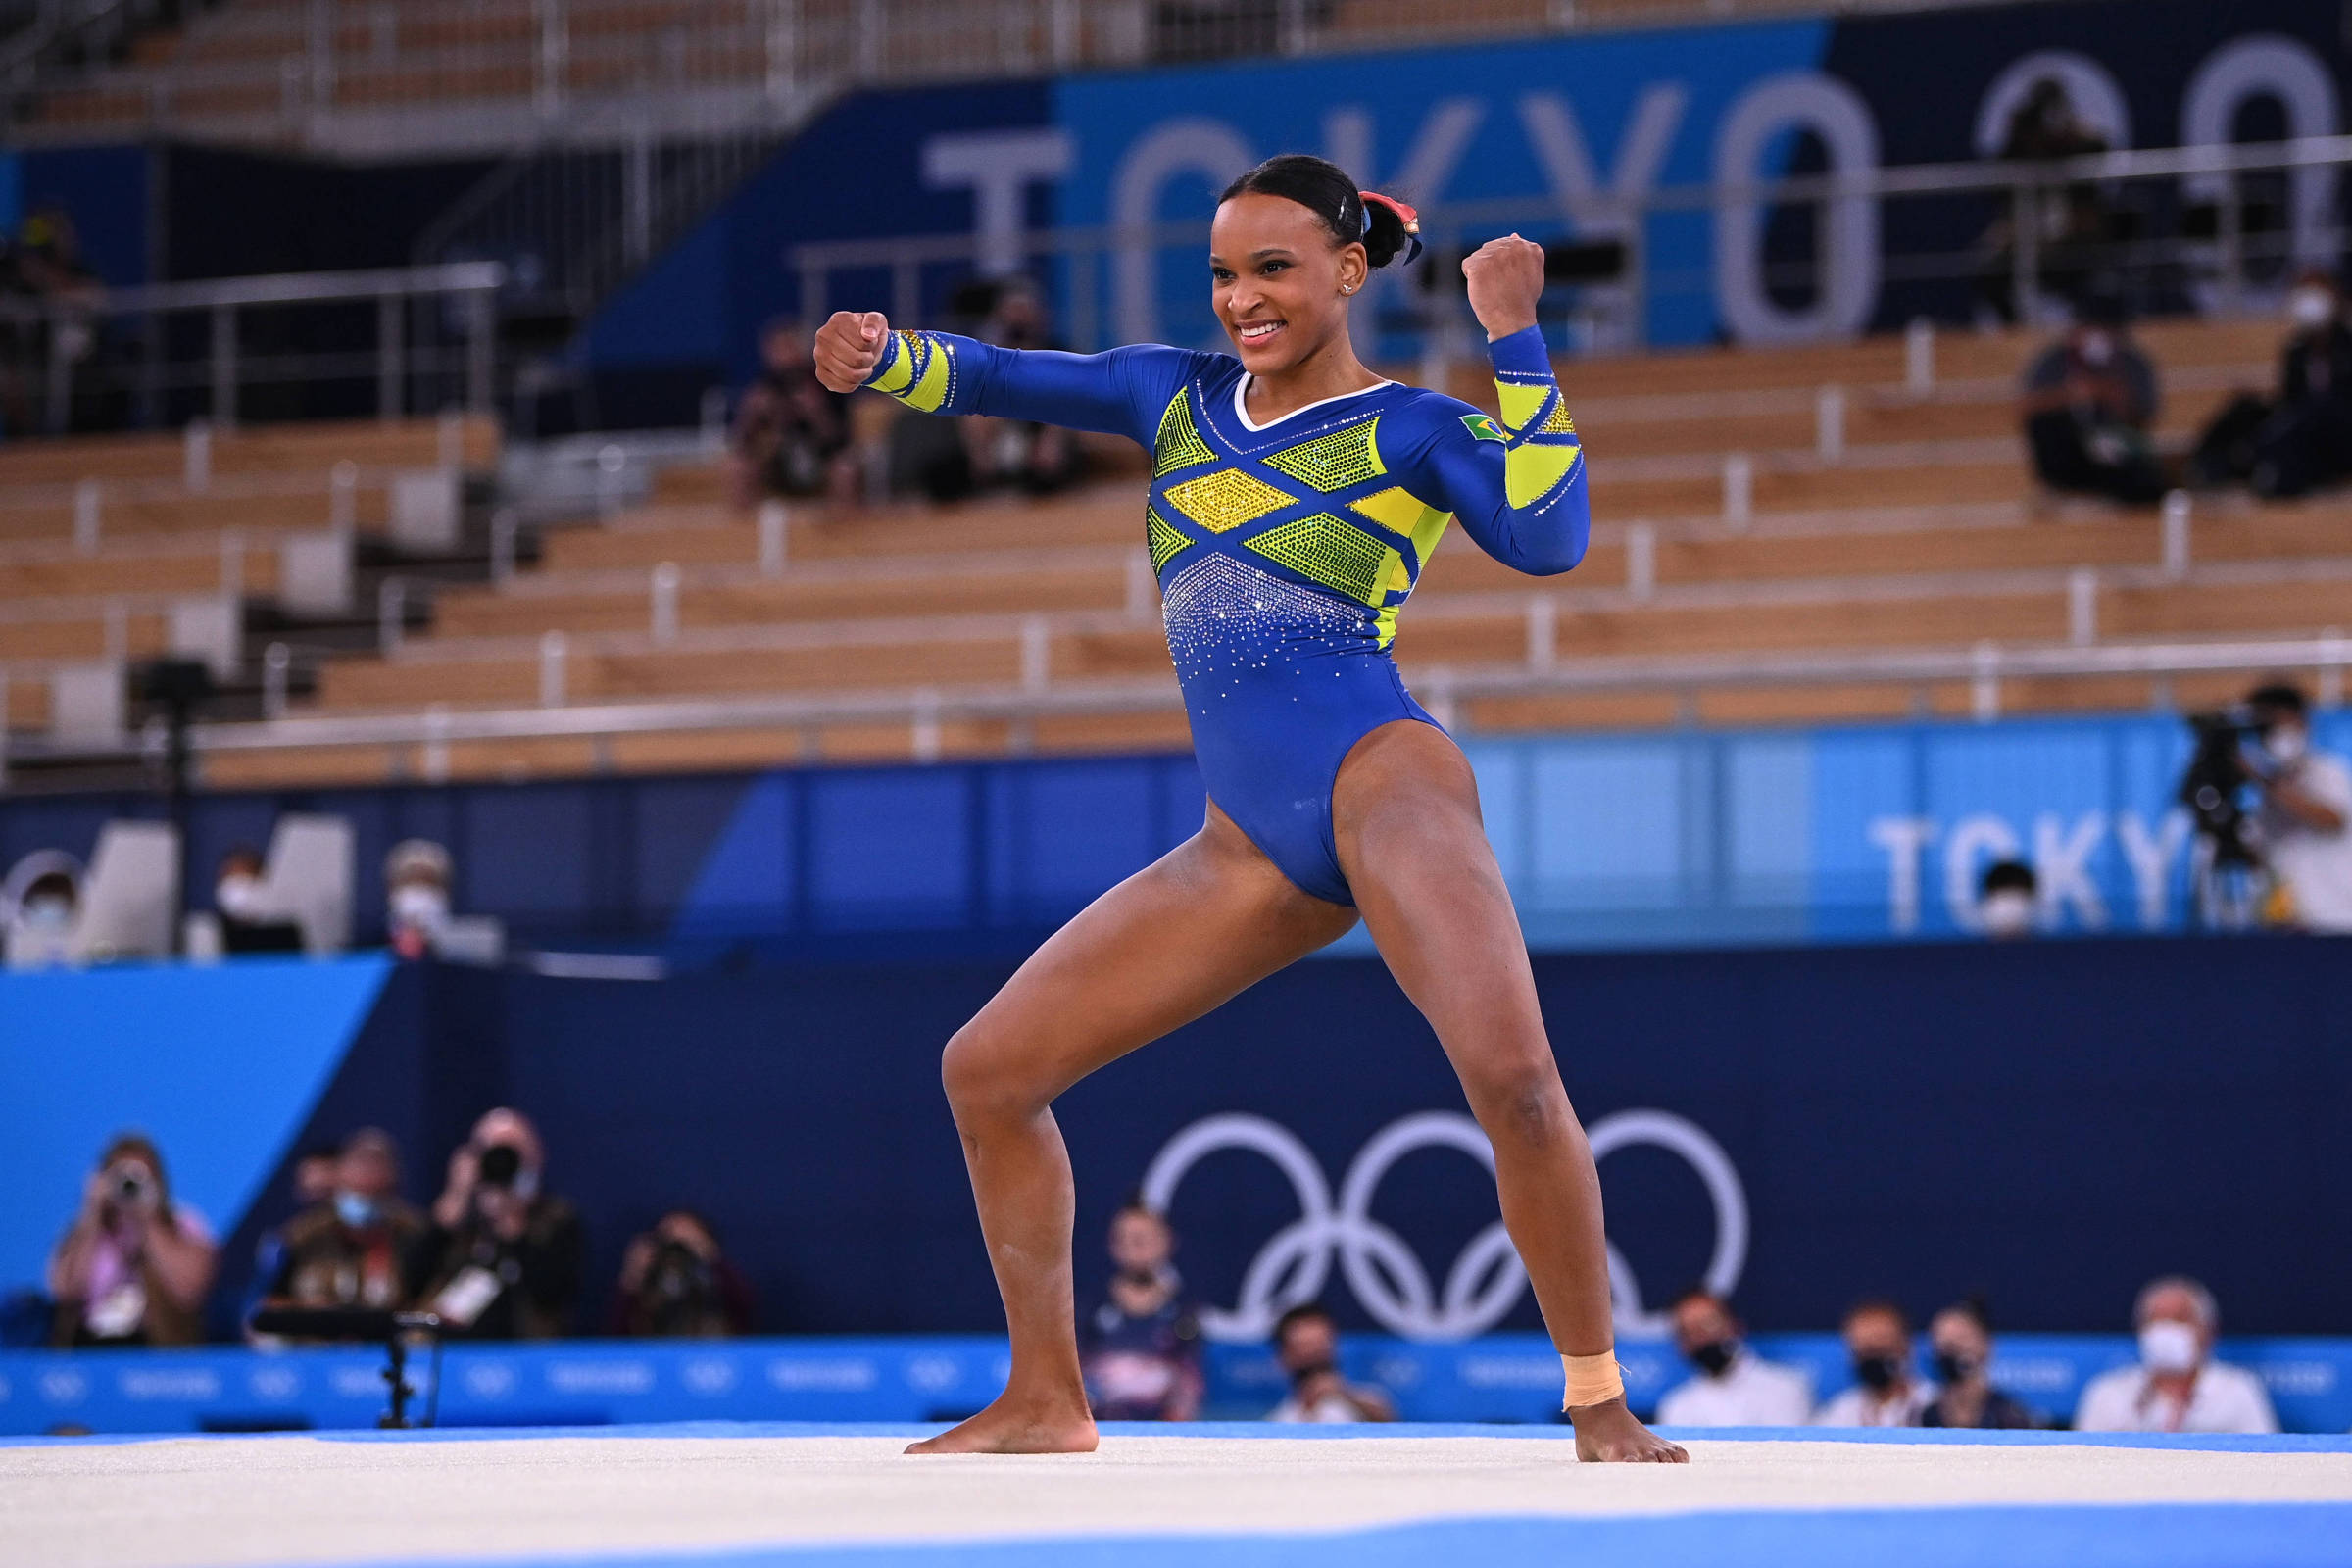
[{"xmin": 1139, "ymin": 1109, "xmax": 1747, "ymax": 1343}]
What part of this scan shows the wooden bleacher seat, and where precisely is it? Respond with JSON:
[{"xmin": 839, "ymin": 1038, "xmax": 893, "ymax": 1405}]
[{"xmin": 3, "ymin": 313, "xmax": 2327, "ymax": 789}]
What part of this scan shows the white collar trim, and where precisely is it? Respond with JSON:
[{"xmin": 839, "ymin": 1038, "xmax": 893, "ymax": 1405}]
[{"xmin": 1232, "ymin": 373, "xmax": 1395, "ymax": 433}]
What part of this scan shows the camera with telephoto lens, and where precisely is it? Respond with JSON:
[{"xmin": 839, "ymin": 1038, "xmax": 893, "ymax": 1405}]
[
  {"xmin": 636, "ymin": 1239, "xmax": 722, "ymax": 1336},
  {"xmin": 2180, "ymin": 706, "xmax": 2266, "ymax": 867},
  {"xmin": 474, "ymin": 1143, "xmax": 522, "ymax": 1188}
]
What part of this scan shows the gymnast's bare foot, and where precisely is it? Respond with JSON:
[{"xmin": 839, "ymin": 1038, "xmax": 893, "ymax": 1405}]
[
  {"xmin": 905, "ymin": 1393, "xmax": 1099, "ymax": 1455},
  {"xmin": 1570, "ymin": 1396, "xmax": 1689, "ymax": 1463}
]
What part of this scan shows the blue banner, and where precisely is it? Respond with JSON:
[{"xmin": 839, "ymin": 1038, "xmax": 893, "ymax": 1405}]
[
  {"xmin": 4, "ymin": 1333, "xmax": 2346, "ymax": 1435},
  {"xmin": 577, "ymin": 0, "xmax": 2348, "ymax": 371}
]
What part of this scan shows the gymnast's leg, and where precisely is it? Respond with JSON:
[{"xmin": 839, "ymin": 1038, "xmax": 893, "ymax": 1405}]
[
  {"xmin": 907, "ymin": 804, "xmax": 1358, "ymax": 1455},
  {"xmin": 1332, "ymin": 720, "xmax": 1688, "ymax": 1463}
]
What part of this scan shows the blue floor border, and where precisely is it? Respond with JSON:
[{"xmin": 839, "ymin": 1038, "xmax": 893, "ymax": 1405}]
[
  {"xmin": 325, "ymin": 1505, "xmax": 2352, "ymax": 1568},
  {"xmin": 7, "ymin": 1420, "xmax": 2350, "ymax": 1455}
]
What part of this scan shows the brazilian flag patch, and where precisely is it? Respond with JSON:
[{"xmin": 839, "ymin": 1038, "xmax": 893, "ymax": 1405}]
[{"xmin": 1460, "ymin": 413, "xmax": 1504, "ymax": 444}]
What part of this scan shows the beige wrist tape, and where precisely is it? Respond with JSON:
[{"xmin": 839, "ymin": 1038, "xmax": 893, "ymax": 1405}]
[{"xmin": 1561, "ymin": 1351, "xmax": 1626, "ymax": 1411}]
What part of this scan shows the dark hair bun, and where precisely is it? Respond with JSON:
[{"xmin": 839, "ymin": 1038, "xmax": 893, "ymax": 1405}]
[{"xmin": 1358, "ymin": 196, "xmax": 1409, "ymax": 270}]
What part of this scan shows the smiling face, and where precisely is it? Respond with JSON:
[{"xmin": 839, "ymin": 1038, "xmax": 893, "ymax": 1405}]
[{"xmin": 1208, "ymin": 191, "xmax": 1366, "ymax": 378}]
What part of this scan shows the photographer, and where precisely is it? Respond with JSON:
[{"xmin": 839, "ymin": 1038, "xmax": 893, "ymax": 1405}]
[
  {"xmin": 1266, "ymin": 1302, "xmax": 1396, "ymax": 1423},
  {"xmin": 2244, "ymin": 683, "xmax": 2352, "ymax": 932},
  {"xmin": 610, "ymin": 1209, "xmax": 755, "ymax": 1338},
  {"xmin": 260, "ymin": 1129, "xmax": 424, "ymax": 1316},
  {"xmin": 406, "ymin": 1108, "xmax": 584, "ymax": 1340},
  {"xmin": 46, "ymin": 1134, "xmax": 219, "ymax": 1347}
]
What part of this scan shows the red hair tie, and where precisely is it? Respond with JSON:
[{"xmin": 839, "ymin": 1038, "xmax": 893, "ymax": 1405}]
[{"xmin": 1357, "ymin": 191, "xmax": 1425, "ymax": 265}]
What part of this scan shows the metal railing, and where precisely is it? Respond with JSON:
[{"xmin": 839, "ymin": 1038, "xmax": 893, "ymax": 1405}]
[
  {"xmin": 416, "ymin": 123, "xmax": 794, "ymax": 318},
  {"xmin": 5, "ymin": 0, "xmax": 2085, "ymax": 155},
  {"xmin": 5, "ymin": 632, "xmax": 2345, "ymax": 785},
  {"xmin": 790, "ymin": 133, "xmax": 2352, "ymax": 360},
  {"xmin": 2, "ymin": 261, "xmax": 504, "ymax": 435}
]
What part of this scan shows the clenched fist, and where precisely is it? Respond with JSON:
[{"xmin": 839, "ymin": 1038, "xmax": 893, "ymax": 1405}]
[
  {"xmin": 814, "ymin": 310, "xmax": 891, "ymax": 394},
  {"xmin": 1462, "ymin": 234, "xmax": 1544, "ymax": 342}
]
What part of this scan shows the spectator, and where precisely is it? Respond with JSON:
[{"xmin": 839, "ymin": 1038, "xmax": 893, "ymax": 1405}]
[
  {"xmin": 1815, "ymin": 1298, "xmax": 1932, "ymax": 1427},
  {"xmin": 609, "ymin": 1209, "xmax": 756, "ymax": 1338},
  {"xmin": 1265, "ymin": 1303, "xmax": 1395, "ymax": 1423},
  {"xmin": 1080, "ymin": 1201, "xmax": 1201, "ymax": 1421},
  {"xmin": 384, "ymin": 839, "xmax": 452, "ymax": 959},
  {"xmin": 1654, "ymin": 1286, "xmax": 1813, "ymax": 1427},
  {"xmin": 214, "ymin": 845, "xmax": 301, "ymax": 955},
  {"xmin": 260, "ymin": 1129, "xmax": 423, "ymax": 1314},
  {"xmin": 2243, "ymin": 682, "xmax": 2352, "ymax": 932},
  {"xmin": 1979, "ymin": 858, "xmax": 2038, "ymax": 938},
  {"xmin": 2076, "ymin": 1276, "xmax": 2278, "ymax": 1434},
  {"xmin": 730, "ymin": 318, "xmax": 858, "ymax": 510},
  {"xmin": 2022, "ymin": 299, "xmax": 2169, "ymax": 506},
  {"xmin": 8, "ymin": 204, "xmax": 102, "ymax": 432},
  {"xmin": 1919, "ymin": 1299, "xmax": 2038, "ymax": 1429},
  {"xmin": 407, "ymin": 1108, "xmax": 584, "ymax": 1340},
  {"xmin": 3, "ymin": 864, "xmax": 78, "ymax": 969},
  {"xmin": 1977, "ymin": 78, "xmax": 2114, "ymax": 322},
  {"xmin": 961, "ymin": 282, "xmax": 1080, "ymax": 496},
  {"xmin": 2193, "ymin": 270, "xmax": 2352, "ymax": 500},
  {"xmin": 45, "ymin": 1134, "xmax": 219, "ymax": 1347}
]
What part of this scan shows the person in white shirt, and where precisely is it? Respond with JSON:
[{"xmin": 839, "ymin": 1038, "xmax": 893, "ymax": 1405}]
[
  {"xmin": 2244, "ymin": 682, "xmax": 2352, "ymax": 933},
  {"xmin": 1815, "ymin": 1298, "xmax": 1935, "ymax": 1428},
  {"xmin": 1265, "ymin": 1303, "xmax": 1395, "ymax": 1424},
  {"xmin": 2075, "ymin": 1276, "xmax": 2278, "ymax": 1435},
  {"xmin": 1655, "ymin": 1287, "xmax": 1813, "ymax": 1428}
]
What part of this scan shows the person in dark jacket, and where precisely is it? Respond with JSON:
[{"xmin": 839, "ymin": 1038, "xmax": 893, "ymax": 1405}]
[
  {"xmin": 406, "ymin": 1108, "xmax": 583, "ymax": 1340},
  {"xmin": 2195, "ymin": 270, "xmax": 2352, "ymax": 499},
  {"xmin": 1919, "ymin": 1299, "xmax": 2040, "ymax": 1430}
]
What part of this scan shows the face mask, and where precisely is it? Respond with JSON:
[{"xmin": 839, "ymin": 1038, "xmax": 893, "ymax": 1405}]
[
  {"xmin": 332, "ymin": 1191, "xmax": 379, "ymax": 1228},
  {"xmin": 2139, "ymin": 1319, "xmax": 2201, "ymax": 1374},
  {"xmin": 1982, "ymin": 889, "xmax": 2035, "ymax": 937},
  {"xmin": 2290, "ymin": 288, "xmax": 2335, "ymax": 329},
  {"xmin": 390, "ymin": 885, "xmax": 449, "ymax": 928},
  {"xmin": 21, "ymin": 897, "xmax": 71, "ymax": 933},
  {"xmin": 217, "ymin": 874, "xmax": 265, "ymax": 919},
  {"xmin": 1853, "ymin": 1353, "xmax": 1902, "ymax": 1393},
  {"xmin": 2266, "ymin": 726, "xmax": 2308, "ymax": 765},
  {"xmin": 1933, "ymin": 1349, "xmax": 1979, "ymax": 1386},
  {"xmin": 2079, "ymin": 332, "xmax": 2115, "ymax": 368},
  {"xmin": 1690, "ymin": 1338, "xmax": 1739, "ymax": 1378}
]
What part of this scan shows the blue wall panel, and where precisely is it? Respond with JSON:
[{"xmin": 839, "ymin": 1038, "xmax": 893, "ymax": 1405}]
[
  {"xmin": 13, "ymin": 938, "xmax": 2344, "ymax": 1348},
  {"xmin": 6, "ymin": 711, "xmax": 2348, "ymax": 955},
  {"xmin": 0, "ymin": 957, "xmax": 394, "ymax": 1295}
]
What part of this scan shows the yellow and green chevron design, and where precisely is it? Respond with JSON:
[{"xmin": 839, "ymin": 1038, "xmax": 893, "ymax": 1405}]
[
  {"xmin": 870, "ymin": 331, "xmax": 955, "ymax": 413},
  {"xmin": 1494, "ymin": 374, "xmax": 1584, "ymax": 511},
  {"xmin": 1243, "ymin": 512, "xmax": 1405, "ymax": 609},
  {"xmin": 1153, "ymin": 392, "xmax": 1216, "ymax": 476},
  {"xmin": 1259, "ymin": 417, "xmax": 1386, "ymax": 492},
  {"xmin": 1161, "ymin": 466, "xmax": 1295, "ymax": 534},
  {"xmin": 1145, "ymin": 506, "xmax": 1191, "ymax": 571}
]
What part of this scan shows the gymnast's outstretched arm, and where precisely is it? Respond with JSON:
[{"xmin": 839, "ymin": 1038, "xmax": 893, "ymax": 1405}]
[
  {"xmin": 1400, "ymin": 324, "xmax": 1592, "ymax": 577},
  {"xmin": 814, "ymin": 311, "xmax": 1200, "ymax": 447}
]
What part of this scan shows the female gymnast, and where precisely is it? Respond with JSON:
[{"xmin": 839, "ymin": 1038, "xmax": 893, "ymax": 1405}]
[{"xmin": 814, "ymin": 154, "xmax": 1686, "ymax": 1463}]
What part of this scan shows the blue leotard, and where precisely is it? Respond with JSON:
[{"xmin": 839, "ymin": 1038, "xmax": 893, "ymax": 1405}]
[{"xmin": 863, "ymin": 325, "xmax": 1589, "ymax": 905}]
